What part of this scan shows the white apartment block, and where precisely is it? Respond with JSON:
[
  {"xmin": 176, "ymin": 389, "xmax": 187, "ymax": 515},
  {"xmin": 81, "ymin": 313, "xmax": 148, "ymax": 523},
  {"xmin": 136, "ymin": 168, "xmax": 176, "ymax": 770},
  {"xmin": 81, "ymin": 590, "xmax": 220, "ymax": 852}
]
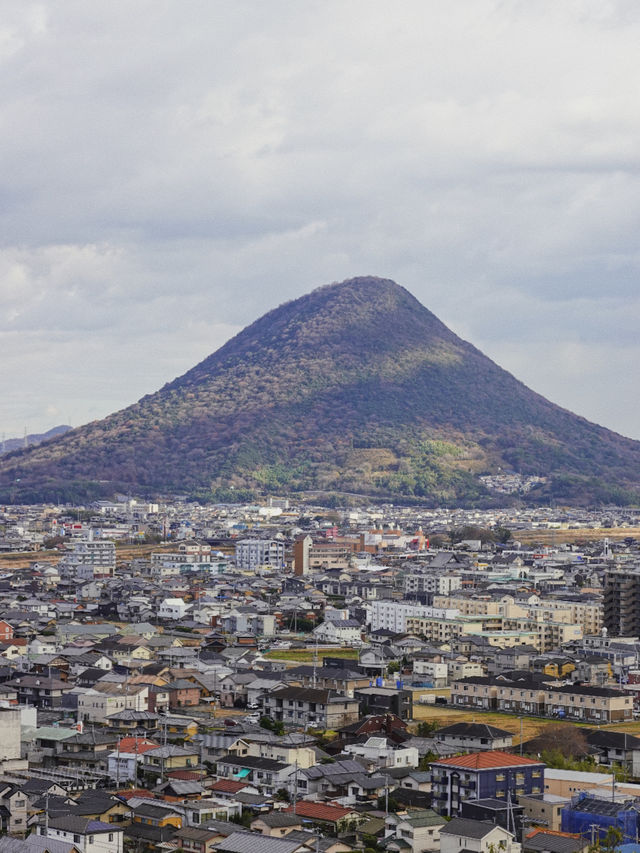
[
  {"xmin": 62, "ymin": 539, "xmax": 116, "ymax": 577},
  {"xmin": 370, "ymin": 600, "xmax": 460, "ymax": 633},
  {"xmin": 235, "ymin": 539, "xmax": 285, "ymax": 570},
  {"xmin": 404, "ymin": 573, "xmax": 462, "ymax": 596}
]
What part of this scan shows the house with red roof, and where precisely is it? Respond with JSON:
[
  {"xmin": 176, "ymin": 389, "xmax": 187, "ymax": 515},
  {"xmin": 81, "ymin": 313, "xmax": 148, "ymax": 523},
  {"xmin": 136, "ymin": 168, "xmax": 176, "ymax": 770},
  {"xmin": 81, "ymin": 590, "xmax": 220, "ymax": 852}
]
[
  {"xmin": 107, "ymin": 737, "xmax": 158, "ymax": 784},
  {"xmin": 284, "ymin": 801, "xmax": 362, "ymax": 832},
  {"xmin": 429, "ymin": 750, "xmax": 545, "ymax": 817}
]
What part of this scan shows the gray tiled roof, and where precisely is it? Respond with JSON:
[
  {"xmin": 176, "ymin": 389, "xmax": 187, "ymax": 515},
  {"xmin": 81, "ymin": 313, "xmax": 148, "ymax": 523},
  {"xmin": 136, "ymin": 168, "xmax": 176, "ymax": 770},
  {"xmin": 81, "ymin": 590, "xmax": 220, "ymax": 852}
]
[
  {"xmin": 215, "ymin": 834, "xmax": 304, "ymax": 853},
  {"xmin": 440, "ymin": 818, "xmax": 504, "ymax": 839}
]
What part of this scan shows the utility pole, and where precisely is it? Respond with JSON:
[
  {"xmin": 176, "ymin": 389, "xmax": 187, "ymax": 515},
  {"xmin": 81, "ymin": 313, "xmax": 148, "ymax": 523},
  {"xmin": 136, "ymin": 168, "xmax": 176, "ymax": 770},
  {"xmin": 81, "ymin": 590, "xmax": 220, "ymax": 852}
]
[
  {"xmin": 313, "ymin": 635, "xmax": 318, "ymax": 689},
  {"xmin": 520, "ymin": 717, "xmax": 524, "ymax": 757}
]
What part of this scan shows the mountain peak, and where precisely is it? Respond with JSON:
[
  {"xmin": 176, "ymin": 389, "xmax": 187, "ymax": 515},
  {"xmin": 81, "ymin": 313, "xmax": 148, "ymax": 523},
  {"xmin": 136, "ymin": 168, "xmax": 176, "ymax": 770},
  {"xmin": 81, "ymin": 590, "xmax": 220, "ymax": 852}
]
[{"xmin": 1, "ymin": 277, "xmax": 639, "ymax": 506}]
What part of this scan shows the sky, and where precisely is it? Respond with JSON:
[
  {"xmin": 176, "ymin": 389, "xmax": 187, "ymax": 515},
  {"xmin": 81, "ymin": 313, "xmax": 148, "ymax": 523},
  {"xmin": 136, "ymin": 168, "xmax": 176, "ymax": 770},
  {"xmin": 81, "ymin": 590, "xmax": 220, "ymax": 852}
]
[{"xmin": 1, "ymin": 1, "xmax": 639, "ymax": 441}]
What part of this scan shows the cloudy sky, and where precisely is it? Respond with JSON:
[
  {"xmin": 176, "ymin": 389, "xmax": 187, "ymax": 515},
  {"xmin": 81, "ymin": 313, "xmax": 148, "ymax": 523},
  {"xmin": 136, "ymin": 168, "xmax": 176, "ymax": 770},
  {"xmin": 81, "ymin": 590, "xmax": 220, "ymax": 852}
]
[{"xmin": 1, "ymin": 1, "xmax": 639, "ymax": 441}]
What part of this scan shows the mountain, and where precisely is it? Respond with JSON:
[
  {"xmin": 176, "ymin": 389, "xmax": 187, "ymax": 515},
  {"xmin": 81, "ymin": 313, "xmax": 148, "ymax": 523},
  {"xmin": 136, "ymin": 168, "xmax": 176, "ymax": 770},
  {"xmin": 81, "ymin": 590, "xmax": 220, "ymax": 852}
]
[
  {"xmin": 0, "ymin": 425, "xmax": 72, "ymax": 456},
  {"xmin": 1, "ymin": 276, "xmax": 639, "ymax": 506}
]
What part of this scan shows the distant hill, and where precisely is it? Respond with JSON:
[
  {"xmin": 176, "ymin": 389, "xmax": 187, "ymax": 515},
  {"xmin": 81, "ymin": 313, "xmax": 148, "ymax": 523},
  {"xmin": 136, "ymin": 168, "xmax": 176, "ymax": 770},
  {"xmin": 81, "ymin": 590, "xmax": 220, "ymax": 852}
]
[
  {"xmin": 0, "ymin": 277, "xmax": 639, "ymax": 506},
  {"xmin": 0, "ymin": 425, "xmax": 71, "ymax": 456}
]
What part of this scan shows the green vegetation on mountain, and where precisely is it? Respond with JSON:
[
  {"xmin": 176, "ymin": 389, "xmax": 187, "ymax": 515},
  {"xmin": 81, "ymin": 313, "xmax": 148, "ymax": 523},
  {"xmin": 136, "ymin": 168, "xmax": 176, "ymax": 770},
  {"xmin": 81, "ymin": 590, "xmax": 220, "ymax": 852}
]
[{"xmin": 1, "ymin": 276, "xmax": 639, "ymax": 505}]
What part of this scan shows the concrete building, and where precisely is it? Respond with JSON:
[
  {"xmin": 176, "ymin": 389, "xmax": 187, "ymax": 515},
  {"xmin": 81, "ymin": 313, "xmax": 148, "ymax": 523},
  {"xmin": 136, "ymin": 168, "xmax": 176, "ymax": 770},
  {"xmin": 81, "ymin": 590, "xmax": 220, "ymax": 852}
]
[
  {"xmin": 370, "ymin": 600, "xmax": 459, "ymax": 633},
  {"xmin": 235, "ymin": 539, "xmax": 285, "ymax": 571},
  {"xmin": 604, "ymin": 569, "xmax": 640, "ymax": 637}
]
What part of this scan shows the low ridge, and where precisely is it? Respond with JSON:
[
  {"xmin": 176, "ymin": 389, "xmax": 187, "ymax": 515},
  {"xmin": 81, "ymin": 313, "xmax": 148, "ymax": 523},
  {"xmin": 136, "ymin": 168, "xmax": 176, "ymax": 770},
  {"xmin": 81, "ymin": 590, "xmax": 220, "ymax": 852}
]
[{"xmin": 1, "ymin": 276, "xmax": 639, "ymax": 505}]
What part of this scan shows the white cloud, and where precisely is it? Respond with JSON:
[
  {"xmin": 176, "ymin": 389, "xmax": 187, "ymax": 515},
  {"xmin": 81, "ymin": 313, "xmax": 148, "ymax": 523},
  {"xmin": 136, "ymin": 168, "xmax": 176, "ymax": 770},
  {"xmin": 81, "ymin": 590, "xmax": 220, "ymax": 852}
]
[{"xmin": 0, "ymin": 0, "xmax": 639, "ymax": 439}]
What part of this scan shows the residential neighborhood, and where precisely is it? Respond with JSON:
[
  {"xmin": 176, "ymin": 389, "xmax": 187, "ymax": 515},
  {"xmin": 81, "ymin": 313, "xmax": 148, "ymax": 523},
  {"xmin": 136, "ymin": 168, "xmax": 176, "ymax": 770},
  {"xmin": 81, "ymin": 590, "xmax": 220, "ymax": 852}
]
[{"xmin": 0, "ymin": 497, "xmax": 638, "ymax": 853}]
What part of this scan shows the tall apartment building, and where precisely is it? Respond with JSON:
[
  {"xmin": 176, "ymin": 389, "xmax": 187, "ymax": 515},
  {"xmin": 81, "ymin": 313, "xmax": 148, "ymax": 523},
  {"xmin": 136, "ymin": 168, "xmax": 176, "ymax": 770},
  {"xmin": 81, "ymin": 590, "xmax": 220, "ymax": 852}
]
[
  {"xmin": 235, "ymin": 539, "xmax": 285, "ymax": 571},
  {"xmin": 604, "ymin": 569, "xmax": 640, "ymax": 636},
  {"xmin": 62, "ymin": 539, "xmax": 116, "ymax": 577}
]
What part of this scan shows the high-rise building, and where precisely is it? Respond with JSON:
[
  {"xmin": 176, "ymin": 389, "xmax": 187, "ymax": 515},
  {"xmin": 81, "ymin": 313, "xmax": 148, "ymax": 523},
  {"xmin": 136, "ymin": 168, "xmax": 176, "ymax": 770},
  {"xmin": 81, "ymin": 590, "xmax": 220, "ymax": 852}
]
[{"xmin": 604, "ymin": 568, "xmax": 640, "ymax": 636}]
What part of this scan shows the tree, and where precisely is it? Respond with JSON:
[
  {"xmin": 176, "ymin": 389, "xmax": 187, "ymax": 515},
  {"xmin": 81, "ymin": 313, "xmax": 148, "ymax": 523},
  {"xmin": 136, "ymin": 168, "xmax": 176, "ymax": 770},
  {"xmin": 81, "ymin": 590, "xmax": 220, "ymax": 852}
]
[
  {"xmin": 494, "ymin": 526, "xmax": 512, "ymax": 544},
  {"xmin": 416, "ymin": 720, "xmax": 439, "ymax": 737},
  {"xmin": 532, "ymin": 724, "xmax": 588, "ymax": 760},
  {"xmin": 590, "ymin": 826, "xmax": 623, "ymax": 853},
  {"xmin": 260, "ymin": 715, "xmax": 285, "ymax": 736}
]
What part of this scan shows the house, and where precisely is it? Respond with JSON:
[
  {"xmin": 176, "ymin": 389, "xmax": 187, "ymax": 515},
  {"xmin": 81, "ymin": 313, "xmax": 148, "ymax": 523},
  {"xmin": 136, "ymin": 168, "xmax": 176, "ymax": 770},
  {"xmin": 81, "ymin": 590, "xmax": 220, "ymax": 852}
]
[
  {"xmin": 250, "ymin": 813, "xmax": 304, "ymax": 837},
  {"xmin": 343, "ymin": 736, "xmax": 419, "ymax": 770},
  {"xmin": 518, "ymin": 793, "xmax": 570, "ymax": 832},
  {"xmin": 174, "ymin": 827, "xmax": 229, "ymax": 853},
  {"xmin": 166, "ymin": 680, "xmax": 202, "ymax": 709},
  {"xmin": 262, "ymin": 686, "xmax": 359, "ymax": 729},
  {"xmin": 284, "ymin": 667, "xmax": 371, "ymax": 697},
  {"xmin": 283, "ymin": 801, "xmax": 363, "ymax": 833},
  {"xmin": 182, "ymin": 798, "xmax": 242, "ymax": 825},
  {"xmin": 141, "ymin": 745, "xmax": 200, "ymax": 783},
  {"xmin": 354, "ymin": 686, "xmax": 413, "ymax": 720},
  {"xmin": 523, "ymin": 829, "xmax": 587, "ymax": 853},
  {"xmin": 215, "ymin": 754, "xmax": 295, "ymax": 796},
  {"xmin": 460, "ymin": 798, "xmax": 525, "ymax": 835},
  {"xmin": 0, "ymin": 782, "xmax": 28, "ymax": 835},
  {"xmin": 432, "ymin": 722, "xmax": 514, "ymax": 752},
  {"xmin": 430, "ymin": 751, "xmax": 545, "ymax": 817},
  {"xmin": 0, "ymin": 621, "xmax": 14, "ymax": 642},
  {"xmin": 583, "ymin": 729, "xmax": 640, "ymax": 775},
  {"xmin": 4, "ymin": 675, "xmax": 67, "ymax": 708},
  {"xmin": 385, "ymin": 809, "xmax": 446, "ymax": 853},
  {"xmin": 214, "ymin": 834, "xmax": 309, "ymax": 853},
  {"xmin": 440, "ymin": 818, "xmax": 521, "ymax": 853},
  {"xmin": 77, "ymin": 683, "xmax": 149, "ymax": 724},
  {"xmin": 35, "ymin": 816, "xmax": 124, "ymax": 853},
  {"xmin": 107, "ymin": 737, "xmax": 158, "ymax": 784},
  {"xmin": 159, "ymin": 598, "xmax": 190, "ymax": 620},
  {"xmin": 313, "ymin": 620, "xmax": 362, "ymax": 645}
]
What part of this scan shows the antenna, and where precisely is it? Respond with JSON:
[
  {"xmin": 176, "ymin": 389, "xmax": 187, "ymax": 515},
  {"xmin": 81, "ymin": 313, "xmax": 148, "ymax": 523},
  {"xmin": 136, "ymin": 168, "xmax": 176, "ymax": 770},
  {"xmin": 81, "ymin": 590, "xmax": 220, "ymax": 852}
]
[{"xmin": 23, "ymin": 427, "xmax": 28, "ymax": 448}]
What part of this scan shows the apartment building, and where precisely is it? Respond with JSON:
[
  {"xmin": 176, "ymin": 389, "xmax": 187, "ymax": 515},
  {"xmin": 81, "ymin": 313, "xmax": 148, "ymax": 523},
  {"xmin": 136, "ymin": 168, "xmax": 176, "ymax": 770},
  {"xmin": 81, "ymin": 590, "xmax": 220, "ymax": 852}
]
[
  {"xmin": 604, "ymin": 569, "xmax": 640, "ymax": 637},
  {"xmin": 370, "ymin": 600, "xmax": 459, "ymax": 633},
  {"xmin": 430, "ymin": 751, "xmax": 545, "ymax": 817},
  {"xmin": 234, "ymin": 539, "xmax": 285, "ymax": 571},
  {"xmin": 262, "ymin": 686, "xmax": 359, "ymax": 729},
  {"xmin": 450, "ymin": 678, "xmax": 633, "ymax": 722}
]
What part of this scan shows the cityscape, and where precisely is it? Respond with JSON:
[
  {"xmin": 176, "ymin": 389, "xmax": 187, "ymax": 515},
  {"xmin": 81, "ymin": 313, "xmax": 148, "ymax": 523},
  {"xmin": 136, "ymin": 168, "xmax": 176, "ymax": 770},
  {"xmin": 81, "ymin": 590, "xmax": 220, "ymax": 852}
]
[
  {"xmin": 0, "ymin": 497, "xmax": 637, "ymax": 853},
  {"xmin": 2, "ymin": 4, "xmax": 640, "ymax": 853}
]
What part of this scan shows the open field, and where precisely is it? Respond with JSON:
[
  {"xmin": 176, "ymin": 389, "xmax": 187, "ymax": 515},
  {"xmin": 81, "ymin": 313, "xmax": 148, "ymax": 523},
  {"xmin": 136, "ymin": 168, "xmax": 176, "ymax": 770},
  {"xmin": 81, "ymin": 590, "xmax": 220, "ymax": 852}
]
[
  {"xmin": 515, "ymin": 526, "xmax": 640, "ymax": 546},
  {"xmin": 411, "ymin": 702, "xmax": 640, "ymax": 740},
  {"xmin": 262, "ymin": 648, "xmax": 359, "ymax": 663},
  {"xmin": 410, "ymin": 704, "xmax": 551, "ymax": 741}
]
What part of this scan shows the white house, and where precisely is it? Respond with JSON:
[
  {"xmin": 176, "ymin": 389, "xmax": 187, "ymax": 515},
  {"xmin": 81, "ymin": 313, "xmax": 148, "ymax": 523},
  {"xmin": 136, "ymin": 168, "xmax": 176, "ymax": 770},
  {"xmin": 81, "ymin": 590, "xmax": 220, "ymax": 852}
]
[
  {"xmin": 38, "ymin": 816, "xmax": 124, "ymax": 853},
  {"xmin": 313, "ymin": 619, "xmax": 362, "ymax": 644},
  {"xmin": 385, "ymin": 809, "xmax": 446, "ymax": 853},
  {"xmin": 440, "ymin": 818, "xmax": 521, "ymax": 853},
  {"xmin": 344, "ymin": 736, "xmax": 419, "ymax": 769},
  {"xmin": 159, "ymin": 598, "xmax": 190, "ymax": 620}
]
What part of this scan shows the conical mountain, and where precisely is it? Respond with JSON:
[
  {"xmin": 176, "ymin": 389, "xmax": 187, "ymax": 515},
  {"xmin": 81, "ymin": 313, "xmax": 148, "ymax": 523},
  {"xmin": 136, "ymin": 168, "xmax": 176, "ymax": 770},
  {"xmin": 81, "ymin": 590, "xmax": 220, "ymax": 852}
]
[{"xmin": 2, "ymin": 276, "xmax": 639, "ymax": 505}]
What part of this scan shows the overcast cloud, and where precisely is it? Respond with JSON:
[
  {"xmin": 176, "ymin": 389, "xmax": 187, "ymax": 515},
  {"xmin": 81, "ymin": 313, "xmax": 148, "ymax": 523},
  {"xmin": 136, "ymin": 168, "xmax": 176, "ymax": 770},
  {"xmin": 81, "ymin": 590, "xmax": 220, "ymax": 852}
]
[{"xmin": 1, "ymin": 0, "xmax": 639, "ymax": 441}]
